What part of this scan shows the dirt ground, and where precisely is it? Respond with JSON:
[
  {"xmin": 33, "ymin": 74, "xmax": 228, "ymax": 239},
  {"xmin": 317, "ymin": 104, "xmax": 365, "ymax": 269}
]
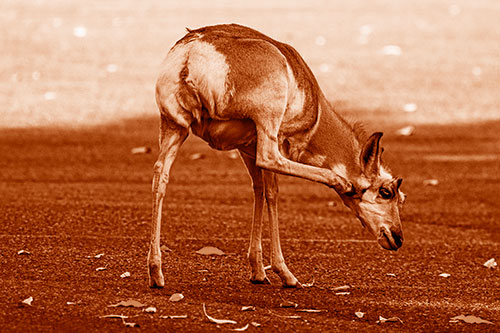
[{"xmin": 0, "ymin": 115, "xmax": 498, "ymax": 332}]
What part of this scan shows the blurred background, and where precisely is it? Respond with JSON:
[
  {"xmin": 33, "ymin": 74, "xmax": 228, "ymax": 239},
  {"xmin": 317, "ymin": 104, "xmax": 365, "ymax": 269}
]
[{"xmin": 1, "ymin": 0, "xmax": 499, "ymax": 128}]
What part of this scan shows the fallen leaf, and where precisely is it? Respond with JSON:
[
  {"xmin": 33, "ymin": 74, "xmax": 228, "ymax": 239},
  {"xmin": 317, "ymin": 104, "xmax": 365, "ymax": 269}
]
[
  {"xmin": 131, "ymin": 147, "xmax": 151, "ymax": 155},
  {"xmin": 100, "ymin": 314, "xmax": 129, "ymax": 319},
  {"xmin": 355, "ymin": 311, "xmax": 365, "ymax": 318},
  {"xmin": 423, "ymin": 179, "xmax": 439, "ymax": 186},
  {"xmin": 483, "ymin": 258, "xmax": 497, "ymax": 269},
  {"xmin": 386, "ymin": 273, "xmax": 396, "ymax": 277},
  {"xmin": 122, "ymin": 319, "xmax": 139, "ymax": 328},
  {"xmin": 196, "ymin": 246, "xmax": 224, "ymax": 256},
  {"xmin": 231, "ymin": 324, "xmax": 250, "ymax": 331},
  {"xmin": 159, "ymin": 314, "xmax": 188, "ymax": 319},
  {"xmin": 333, "ymin": 285, "xmax": 351, "ymax": 292},
  {"xmin": 302, "ymin": 278, "xmax": 315, "ymax": 288},
  {"xmin": 449, "ymin": 315, "xmax": 493, "ymax": 325},
  {"xmin": 108, "ymin": 299, "xmax": 146, "ymax": 308},
  {"xmin": 22, "ymin": 296, "xmax": 33, "ymax": 306},
  {"xmin": 251, "ymin": 322, "xmax": 261, "ymax": 327},
  {"xmin": 296, "ymin": 309, "xmax": 324, "ymax": 313},
  {"xmin": 160, "ymin": 245, "xmax": 172, "ymax": 252},
  {"xmin": 189, "ymin": 153, "xmax": 204, "ymax": 160},
  {"xmin": 17, "ymin": 250, "xmax": 31, "ymax": 255},
  {"xmin": 66, "ymin": 301, "xmax": 81, "ymax": 305},
  {"xmin": 120, "ymin": 272, "xmax": 131, "ymax": 278},
  {"xmin": 439, "ymin": 273, "xmax": 451, "ymax": 278},
  {"xmin": 396, "ymin": 125, "xmax": 415, "ymax": 136},
  {"xmin": 144, "ymin": 306, "xmax": 157, "ymax": 313},
  {"xmin": 94, "ymin": 253, "xmax": 104, "ymax": 259},
  {"xmin": 335, "ymin": 292, "xmax": 351, "ymax": 296},
  {"xmin": 280, "ymin": 300, "xmax": 298, "ymax": 308},
  {"xmin": 377, "ymin": 316, "xmax": 403, "ymax": 324},
  {"xmin": 241, "ymin": 306, "xmax": 256, "ymax": 311},
  {"xmin": 96, "ymin": 267, "xmax": 106, "ymax": 271},
  {"xmin": 169, "ymin": 293, "xmax": 184, "ymax": 302},
  {"xmin": 202, "ymin": 303, "xmax": 237, "ymax": 324}
]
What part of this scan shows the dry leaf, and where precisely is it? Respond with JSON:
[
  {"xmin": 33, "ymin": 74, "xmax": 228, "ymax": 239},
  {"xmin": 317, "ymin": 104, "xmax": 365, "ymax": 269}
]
[
  {"xmin": 22, "ymin": 296, "xmax": 33, "ymax": 306},
  {"xmin": 159, "ymin": 315, "xmax": 188, "ymax": 319},
  {"xmin": 160, "ymin": 245, "xmax": 172, "ymax": 252},
  {"xmin": 169, "ymin": 293, "xmax": 184, "ymax": 302},
  {"xmin": 120, "ymin": 272, "xmax": 131, "ymax": 278},
  {"xmin": 144, "ymin": 306, "xmax": 157, "ymax": 313},
  {"xmin": 449, "ymin": 315, "xmax": 493, "ymax": 325},
  {"xmin": 94, "ymin": 253, "xmax": 104, "ymax": 259},
  {"xmin": 355, "ymin": 311, "xmax": 365, "ymax": 318},
  {"xmin": 241, "ymin": 306, "xmax": 255, "ymax": 311},
  {"xmin": 335, "ymin": 292, "xmax": 351, "ymax": 296},
  {"xmin": 108, "ymin": 299, "xmax": 146, "ymax": 308},
  {"xmin": 296, "ymin": 309, "xmax": 324, "ymax": 313},
  {"xmin": 100, "ymin": 314, "xmax": 129, "ymax": 319},
  {"xmin": 17, "ymin": 250, "xmax": 31, "ymax": 255},
  {"xmin": 302, "ymin": 278, "xmax": 315, "ymax": 288},
  {"xmin": 196, "ymin": 246, "xmax": 224, "ymax": 256},
  {"xmin": 333, "ymin": 285, "xmax": 350, "ymax": 291},
  {"xmin": 396, "ymin": 125, "xmax": 415, "ymax": 136},
  {"xmin": 483, "ymin": 258, "xmax": 497, "ymax": 269},
  {"xmin": 423, "ymin": 179, "xmax": 439, "ymax": 186},
  {"xmin": 377, "ymin": 316, "xmax": 403, "ymax": 324},
  {"xmin": 66, "ymin": 301, "xmax": 81, "ymax": 305},
  {"xmin": 250, "ymin": 322, "xmax": 261, "ymax": 327},
  {"xmin": 280, "ymin": 300, "xmax": 298, "ymax": 308},
  {"xmin": 122, "ymin": 319, "xmax": 139, "ymax": 328},
  {"xmin": 96, "ymin": 267, "xmax": 106, "ymax": 271},
  {"xmin": 231, "ymin": 324, "xmax": 250, "ymax": 331},
  {"xmin": 202, "ymin": 303, "xmax": 237, "ymax": 324},
  {"xmin": 439, "ymin": 273, "xmax": 450, "ymax": 278},
  {"xmin": 131, "ymin": 146, "xmax": 151, "ymax": 155},
  {"xmin": 386, "ymin": 273, "xmax": 396, "ymax": 277}
]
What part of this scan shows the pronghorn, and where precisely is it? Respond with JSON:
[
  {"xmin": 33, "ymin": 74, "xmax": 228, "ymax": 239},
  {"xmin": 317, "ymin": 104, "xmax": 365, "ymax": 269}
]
[{"xmin": 149, "ymin": 24, "xmax": 405, "ymax": 288}]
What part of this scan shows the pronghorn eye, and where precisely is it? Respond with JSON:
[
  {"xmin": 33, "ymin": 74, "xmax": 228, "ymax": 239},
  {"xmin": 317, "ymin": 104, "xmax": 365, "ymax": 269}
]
[{"xmin": 379, "ymin": 187, "xmax": 392, "ymax": 199}]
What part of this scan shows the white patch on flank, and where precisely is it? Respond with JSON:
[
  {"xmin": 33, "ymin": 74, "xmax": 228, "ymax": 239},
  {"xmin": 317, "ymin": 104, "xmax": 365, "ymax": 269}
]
[
  {"xmin": 332, "ymin": 163, "xmax": 347, "ymax": 179},
  {"xmin": 185, "ymin": 41, "xmax": 230, "ymax": 117},
  {"xmin": 379, "ymin": 166, "xmax": 393, "ymax": 180}
]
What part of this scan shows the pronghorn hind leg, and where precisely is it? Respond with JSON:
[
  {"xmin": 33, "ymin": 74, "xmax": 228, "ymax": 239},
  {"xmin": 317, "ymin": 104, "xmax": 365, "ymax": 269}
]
[
  {"xmin": 263, "ymin": 170, "xmax": 301, "ymax": 288},
  {"xmin": 239, "ymin": 151, "xmax": 270, "ymax": 284},
  {"xmin": 148, "ymin": 116, "xmax": 188, "ymax": 288}
]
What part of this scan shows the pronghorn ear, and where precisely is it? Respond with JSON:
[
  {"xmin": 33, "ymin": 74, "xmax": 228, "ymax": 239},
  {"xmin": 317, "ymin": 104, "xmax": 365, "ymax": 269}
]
[{"xmin": 360, "ymin": 132, "xmax": 383, "ymax": 177}]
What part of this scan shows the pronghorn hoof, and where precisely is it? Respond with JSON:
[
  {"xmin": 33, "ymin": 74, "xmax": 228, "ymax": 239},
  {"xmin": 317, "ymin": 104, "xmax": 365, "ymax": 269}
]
[
  {"xmin": 148, "ymin": 266, "xmax": 165, "ymax": 288},
  {"xmin": 250, "ymin": 276, "xmax": 271, "ymax": 285}
]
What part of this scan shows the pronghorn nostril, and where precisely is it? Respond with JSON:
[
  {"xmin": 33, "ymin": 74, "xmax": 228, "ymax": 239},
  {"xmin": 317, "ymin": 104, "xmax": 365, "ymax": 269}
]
[{"xmin": 391, "ymin": 231, "xmax": 403, "ymax": 248}]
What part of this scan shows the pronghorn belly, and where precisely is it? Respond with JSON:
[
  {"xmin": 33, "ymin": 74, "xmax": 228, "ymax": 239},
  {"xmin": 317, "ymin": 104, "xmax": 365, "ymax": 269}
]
[{"xmin": 191, "ymin": 118, "xmax": 256, "ymax": 151}]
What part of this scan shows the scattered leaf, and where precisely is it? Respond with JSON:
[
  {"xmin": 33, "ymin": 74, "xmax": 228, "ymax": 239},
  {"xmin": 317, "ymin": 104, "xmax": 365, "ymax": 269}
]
[
  {"xmin": 169, "ymin": 293, "xmax": 184, "ymax": 302},
  {"xmin": 108, "ymin": 300, "xmax": 146, "ymax": 308},
  {"xmin": 131, "ymin": 146, "xmax": 151, "ymax": 155},
  {"xmin": 22, "ymin": 296, "xmax": 33, "ymax": 306},
  {"xmin": 450, "ymin": 315, "xmax": 493, "ymax": 325},
  {"xmin": 251, "ymin": 322, "xmax": 261, "ymax": 327},
  {"xmin": 377, "ymin": 316, "xmax": 403, "ymax": 324},
  {"xmin": 17, "ymin": 250, "xmax": 31, "ymax": 255},
  {"xmin": 159, "ymin": 315, "xmax": 188, "ymax": 319},
  {"xmin": 231, "ymin": 324, "xmax": 250, "ymax": 331},
  {"xmin": 335, "ymin": 292, "xmax": 351, "ymax": 296},
  {"xmin": 94, "ymin": 253, "xmax": 104, "ymax": 259},
  {"xmin": 355, "ymin": 311, "xmax": 365, "ymax": 318},
  {"xmin": 100, "ymin": 314, "xmax": 129, "ymax": 319},
  {"xmin": 196, "ymin": 246, "xmax": 224, "ymax": 256},
  {"xmin": 241, "ymin": 306, "xmax": 256, "ymax": 311},
  {"xmin": 189, "ymin": 153, "xmax": 204, "ymax": 160},
  {"xmin": 296, "ymin": 309, "xmax": 325, "ymax": 313},
  {"xmin": 396, "ymin": 125, "xmax": 415, "ymax": 136},
  {"xmin": 423, "ymin": 179, "xmax": 439, "ymax": 186},
  {"xmin": 160, "ymin": 245, "xmax": 172, "ymax": 252},
  {"xmin": 483, "ymin": 258, "xmax": 497, "ymax": 269},
  {"xmin": 122, "ymin": 319, "xmax": 139, "ymax": 328},
  {"xmin": 120, "ymin": 272, "xmax": 131, "ymax": 278},
  {"xmin": 96, "ymin": 267, "xmax": 106, "ymax": 271},
  {"xmin": 333, "ymin": 285, "xmax": 351, "ymax": 292},
  {"xmin": 439, "ymin": 273, "xmax": 451, "ymax": 278},
  {"xmin": 280, "ymin": 300, "xmax": 298, "ymax": 308},
  {"xmin": 202, "ymin": 303, "xmax": 237, "ymax": 325},
  {"xmin": 386, "ymin": 273, "xmax": 396, "ymax": 277},
  {"xmin": 302, "ymin": 278, "xmax": 315, "ymax": 288},
  {"xmin": 66, "ymin": 301, "xmax": 81, "ymax": 305},
  {"xmin": 144, "ymin": 306, "xmax": 157, "ymax": 313}
]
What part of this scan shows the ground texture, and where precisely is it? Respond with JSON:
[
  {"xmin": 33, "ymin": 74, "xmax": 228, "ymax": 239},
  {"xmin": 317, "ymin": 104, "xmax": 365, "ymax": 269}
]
[{"xmin": 0, "ymin": 117, "xmax": 498, "ymax": 332}]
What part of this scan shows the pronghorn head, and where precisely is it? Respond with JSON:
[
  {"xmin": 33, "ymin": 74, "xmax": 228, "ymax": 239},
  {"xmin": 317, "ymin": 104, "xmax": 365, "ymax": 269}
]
[{"xmin": 340, "ymin": 132, "xmax": 406, "ymax": 251}]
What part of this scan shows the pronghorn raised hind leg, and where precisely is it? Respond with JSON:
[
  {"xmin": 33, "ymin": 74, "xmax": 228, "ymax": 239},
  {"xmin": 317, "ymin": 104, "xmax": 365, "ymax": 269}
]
[{"xmin": 148, "ymin": 116, "xmax": 188, "ymax": 288}]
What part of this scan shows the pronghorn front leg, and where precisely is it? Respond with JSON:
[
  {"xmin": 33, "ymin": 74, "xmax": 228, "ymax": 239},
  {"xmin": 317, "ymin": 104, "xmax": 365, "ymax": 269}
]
[
  {"xmin": 263, "ymin": 170, "xmax": 301, "ymax": 288},
  {"xmin": 148, "ymin": 118, "xmax": 188, "ymax": 288},
  {"xmin": 240, "ymin": 152, "xmax": 270, "ymax": 284}
]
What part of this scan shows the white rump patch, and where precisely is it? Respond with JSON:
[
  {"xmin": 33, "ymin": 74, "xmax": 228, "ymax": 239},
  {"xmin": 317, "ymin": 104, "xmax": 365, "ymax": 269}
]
[{"xmin": 185, "ymin": 41, "xmax": 230, "ymax": 116}]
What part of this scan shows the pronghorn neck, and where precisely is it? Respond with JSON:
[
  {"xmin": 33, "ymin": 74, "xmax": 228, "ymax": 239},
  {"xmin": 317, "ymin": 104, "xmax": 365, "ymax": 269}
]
[{"xmin": 299, "ymin": 96, "xmax": 365, "ymax": 184}]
